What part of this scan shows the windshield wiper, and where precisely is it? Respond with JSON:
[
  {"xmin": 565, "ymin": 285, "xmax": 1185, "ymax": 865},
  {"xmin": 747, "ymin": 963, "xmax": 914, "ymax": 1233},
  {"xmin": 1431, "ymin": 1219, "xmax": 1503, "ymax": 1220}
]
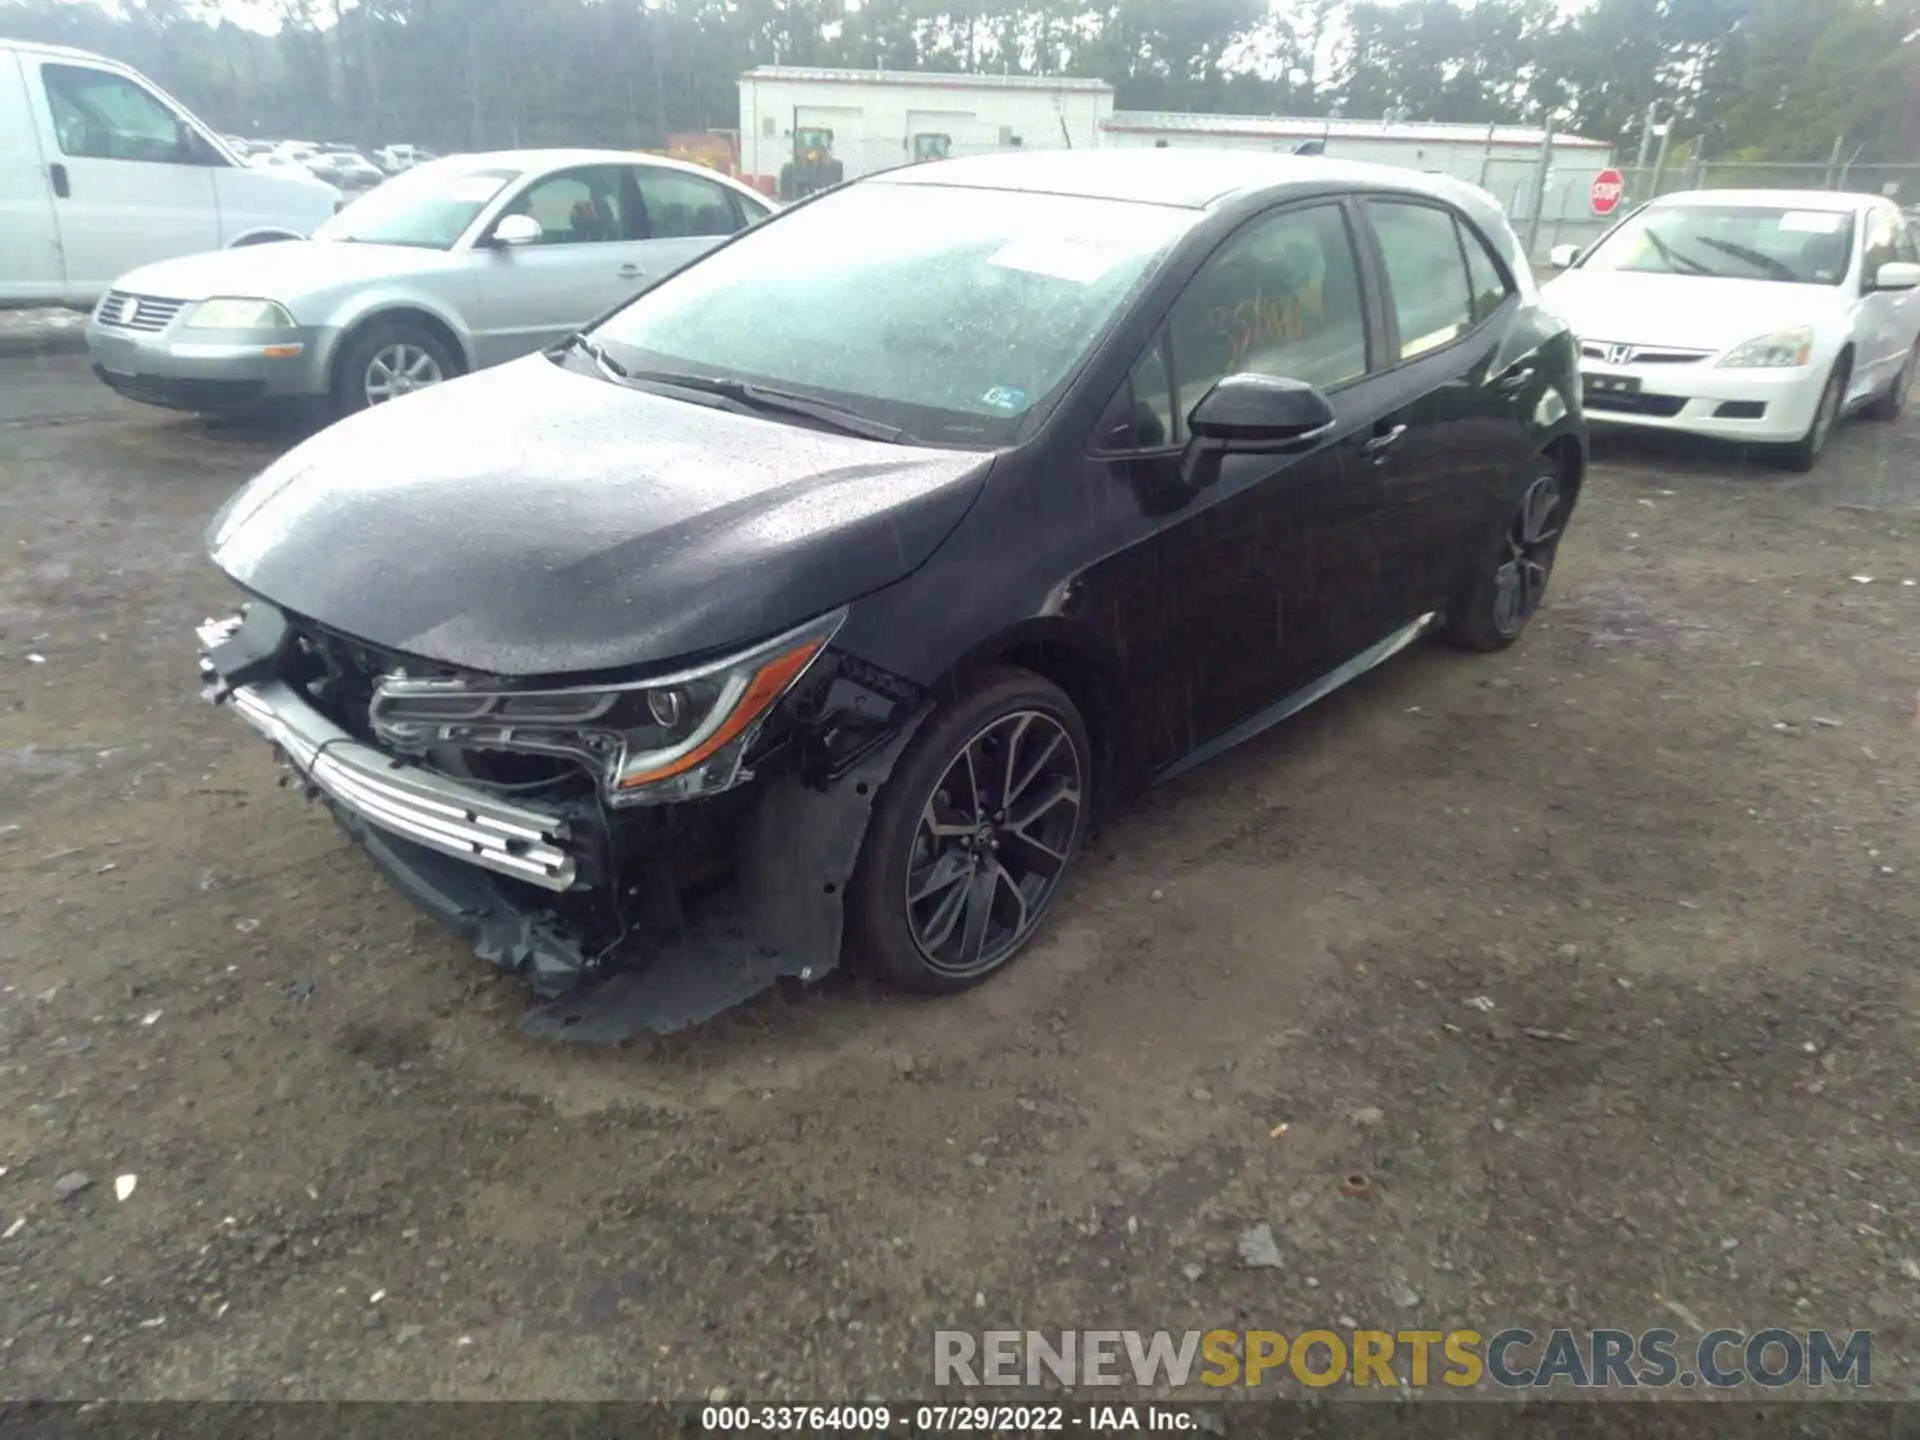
[
  {"xmin": 1696, "ymin": 235, "xmax": 1802, "ymax": 282},
  {"xmin": 553, "ymin": 332, "xmax": 630, "ymax": 381},
  {"xmin": 623, "ymin": 368, "xmax": 909, "ymax": 443},
  {"xmin": 1641, "ymin": 228, "xmax": 1713, "ymax": 275}
]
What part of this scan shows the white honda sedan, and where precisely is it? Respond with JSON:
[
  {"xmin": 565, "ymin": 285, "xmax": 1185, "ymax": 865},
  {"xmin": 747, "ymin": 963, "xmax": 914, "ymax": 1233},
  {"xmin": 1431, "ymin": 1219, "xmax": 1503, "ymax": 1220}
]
[{"xmin": 1543, "ymin": 190, "xmax": 1920, "ymax": 469}]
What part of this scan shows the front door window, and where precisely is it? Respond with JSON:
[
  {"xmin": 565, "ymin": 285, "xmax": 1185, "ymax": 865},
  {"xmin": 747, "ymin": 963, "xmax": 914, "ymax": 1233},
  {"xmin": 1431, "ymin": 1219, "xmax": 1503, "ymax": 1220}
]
[{"xmin": 42, "ymin": 63, "xmax": 188, "ymax": 164}]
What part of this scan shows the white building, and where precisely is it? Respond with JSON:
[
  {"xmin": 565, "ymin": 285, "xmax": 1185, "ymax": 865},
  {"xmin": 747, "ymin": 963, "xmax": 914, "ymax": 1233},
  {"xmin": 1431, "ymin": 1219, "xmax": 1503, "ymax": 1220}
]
[
  {"xmin": 737, "ymin": 66, "xmax": 1115, "ymax": 191},
  {"xmin": 1100, "ymin": 112, "xmax": 1615, "ymax": 231}
]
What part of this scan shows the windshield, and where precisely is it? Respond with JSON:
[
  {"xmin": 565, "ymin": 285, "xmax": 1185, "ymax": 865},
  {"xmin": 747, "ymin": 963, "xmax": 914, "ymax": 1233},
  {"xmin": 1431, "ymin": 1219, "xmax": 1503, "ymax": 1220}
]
[
  {"xmin": 314, "ymin": 163, "xmax": 520, "ymax": 248},
  {"xmin": 1581, "ymin": 204, "xmax": 1856, "ymax": 285},
  {"xmin": 589, "ymin": 181, "xmax": 1195, "ymax": 444}
]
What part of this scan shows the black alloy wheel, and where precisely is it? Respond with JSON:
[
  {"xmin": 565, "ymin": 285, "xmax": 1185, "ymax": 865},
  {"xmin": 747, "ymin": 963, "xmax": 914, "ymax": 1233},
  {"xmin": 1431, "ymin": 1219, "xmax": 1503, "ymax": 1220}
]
[
  {"xmin": 906, "ymin": 709, "xmax": 1082, "ymax": 979},
  {"xmin": 850, "ymin": 668, "xmax": 1089, "ymax": 993},
  {"xmin": 1443, "ymin": 461, "xmax": 1568, "ymax": 652},
  {"xmin": 1493, "ymin": 472, "xmax": 1563, "ymax": 639}
]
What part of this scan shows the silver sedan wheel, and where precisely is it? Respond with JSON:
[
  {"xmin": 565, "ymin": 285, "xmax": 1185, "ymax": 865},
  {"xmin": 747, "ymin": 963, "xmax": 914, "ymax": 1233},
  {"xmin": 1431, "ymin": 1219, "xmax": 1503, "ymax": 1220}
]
[{"xmin": 364, "ymin": 343, "xmax": 444, "ymax": 406}]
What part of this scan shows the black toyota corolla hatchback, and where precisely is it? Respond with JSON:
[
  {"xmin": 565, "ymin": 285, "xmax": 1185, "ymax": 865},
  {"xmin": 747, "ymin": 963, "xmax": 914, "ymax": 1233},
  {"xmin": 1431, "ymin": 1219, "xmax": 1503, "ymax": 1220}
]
[{"xmin": 198, "ymin": 149, "xmax": 1586, "ymax": 1041}]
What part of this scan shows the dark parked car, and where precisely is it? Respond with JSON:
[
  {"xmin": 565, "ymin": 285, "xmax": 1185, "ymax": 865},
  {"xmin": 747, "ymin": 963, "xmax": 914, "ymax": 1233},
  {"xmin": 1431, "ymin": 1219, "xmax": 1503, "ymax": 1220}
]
[{"xmin": 197, "ymin": 150, "xmax": 1586, "ymax": 1041}]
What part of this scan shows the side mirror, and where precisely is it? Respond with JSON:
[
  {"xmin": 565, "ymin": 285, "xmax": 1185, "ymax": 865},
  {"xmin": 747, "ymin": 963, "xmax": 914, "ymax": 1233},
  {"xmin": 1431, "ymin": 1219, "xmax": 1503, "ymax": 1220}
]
[
  {"xmin": 1548, "ymin": 243, "xmax": 1582, "ymax": 269},
  {"xmin": 1870, "ymin": 260, "xmax": 1920, "ymax": 292},
  {"xmin": 1189, "ymin": 373, "xmax": 1336, "ymax": 449},
  {"xmin": 1180, "ymin": 373, "xmax": 1337, "ymax": 491},
  {"xmin": 490, "ymin": 213, "xmax": 543, "ymax": 247}
]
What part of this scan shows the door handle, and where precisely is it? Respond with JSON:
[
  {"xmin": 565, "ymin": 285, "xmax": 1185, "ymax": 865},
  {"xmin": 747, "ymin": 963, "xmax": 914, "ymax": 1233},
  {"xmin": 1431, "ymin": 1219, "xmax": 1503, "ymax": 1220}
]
[
  {"xmin": 618, "ymin": 264, "xmax": 645, "ymax": 279},
  {"xmin": 1360, "ymin": 423, "xmax": 1407, "ymax": 460},
  {"xmin": 1495, "ymin": 365, "xmax": 1536, "ymax": 395},
  {"xmin": 49, "ymin": 163, "xmax": 70, "ymax": 199}
]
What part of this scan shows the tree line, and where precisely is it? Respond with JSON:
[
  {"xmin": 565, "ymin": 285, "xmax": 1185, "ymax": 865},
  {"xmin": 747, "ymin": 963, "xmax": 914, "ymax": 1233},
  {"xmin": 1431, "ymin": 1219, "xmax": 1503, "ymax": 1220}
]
[{"xmin": 2, "ymin": 0, "xmax": 1916, "ymax": 164}]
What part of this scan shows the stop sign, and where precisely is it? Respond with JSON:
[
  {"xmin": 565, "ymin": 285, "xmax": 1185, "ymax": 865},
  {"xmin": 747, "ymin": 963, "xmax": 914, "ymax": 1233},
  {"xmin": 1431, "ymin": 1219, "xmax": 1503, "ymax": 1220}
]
[{"xmin": 1590, "ymin": 168, "xmax": 1625, "ymax": 216}]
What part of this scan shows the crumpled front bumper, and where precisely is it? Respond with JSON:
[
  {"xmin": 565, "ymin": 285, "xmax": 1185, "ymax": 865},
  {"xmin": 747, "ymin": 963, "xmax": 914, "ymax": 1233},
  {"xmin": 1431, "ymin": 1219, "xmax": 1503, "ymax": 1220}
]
[
  {"xmin": 196, "ymin": 611, "xmax": 927, "ymax": 1041},
  {"xmin": 222, "ymin": 675, "xmax": 578, "ymax": 892}
]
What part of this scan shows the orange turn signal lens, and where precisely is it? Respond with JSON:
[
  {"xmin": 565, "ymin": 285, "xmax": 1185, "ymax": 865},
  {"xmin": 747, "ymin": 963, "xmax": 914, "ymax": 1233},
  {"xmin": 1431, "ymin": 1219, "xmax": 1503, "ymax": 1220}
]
[{"xmin": 615, "ymin": 637, "xmax": 825, "ymax": 790}]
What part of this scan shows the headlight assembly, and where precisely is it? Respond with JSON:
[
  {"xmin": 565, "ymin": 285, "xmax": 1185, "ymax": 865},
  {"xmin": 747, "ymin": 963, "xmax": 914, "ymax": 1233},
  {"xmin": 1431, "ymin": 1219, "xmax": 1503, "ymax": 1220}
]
[
  {"xmin": 1717, "ymin": 326, "xmax": 1814, "ymax": 369},
  {"xmin": 369, "ymin": 609, "xmax": 845, "ymax": 806},
  {"xmin": 186, "ymin": 297, "xmax": 296, "ymax": 330}
]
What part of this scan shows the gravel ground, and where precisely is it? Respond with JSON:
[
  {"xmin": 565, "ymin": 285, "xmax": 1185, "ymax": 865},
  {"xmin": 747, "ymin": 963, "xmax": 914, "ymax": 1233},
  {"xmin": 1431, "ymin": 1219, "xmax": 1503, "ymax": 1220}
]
[{"xmin": 1, "ymin": 353, "xmax": 1917, "ymax": 1403}]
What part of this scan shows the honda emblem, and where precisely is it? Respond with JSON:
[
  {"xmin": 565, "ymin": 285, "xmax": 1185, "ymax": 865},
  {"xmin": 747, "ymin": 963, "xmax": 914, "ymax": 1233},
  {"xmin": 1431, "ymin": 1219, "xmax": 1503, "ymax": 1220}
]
[{"xmin": 1603, "ymin": 344, "xmax": 1634, "ymax": 366}]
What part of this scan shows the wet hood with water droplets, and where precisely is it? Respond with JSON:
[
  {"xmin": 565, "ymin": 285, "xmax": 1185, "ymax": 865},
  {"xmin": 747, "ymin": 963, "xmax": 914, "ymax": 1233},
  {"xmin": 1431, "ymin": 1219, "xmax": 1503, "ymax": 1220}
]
[{"xmin": 208, "ymin": 356, "xmax": 992, "ymax": 676}]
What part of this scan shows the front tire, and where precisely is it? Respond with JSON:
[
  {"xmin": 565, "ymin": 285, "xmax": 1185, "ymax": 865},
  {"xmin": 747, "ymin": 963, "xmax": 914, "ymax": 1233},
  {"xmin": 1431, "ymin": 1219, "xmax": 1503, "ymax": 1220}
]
[
  {"xmin": 849, "ymin": 667, "xmax": 1089, "ymax": 994},
  {"xmin": 1442, "ymin": 462, "xmax": 1568, "ymax": 653},
  {"xmin": 331, "ymin": 318, "xmax": 458, "ymax": 419},
  {"xmin": 1778, "ymin": 361, "xmax": 1845, "ymax": 472},
  {"xmin": 1865, "ymin": 341, "xmax": 1916, "ymax": 422}
]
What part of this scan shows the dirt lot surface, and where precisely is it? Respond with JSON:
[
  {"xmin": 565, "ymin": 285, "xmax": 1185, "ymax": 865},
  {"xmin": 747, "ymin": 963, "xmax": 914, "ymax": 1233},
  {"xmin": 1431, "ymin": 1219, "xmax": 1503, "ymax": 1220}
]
[{"xmin": 2, "ymin": 353, "xmax": 1917, "ymax": 1404}]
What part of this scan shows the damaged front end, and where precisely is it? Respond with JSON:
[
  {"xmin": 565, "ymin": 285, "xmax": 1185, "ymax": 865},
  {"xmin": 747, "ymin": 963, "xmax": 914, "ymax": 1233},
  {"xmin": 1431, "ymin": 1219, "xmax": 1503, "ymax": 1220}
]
[{"xmin": 196, "ymin": 602, "xmax": 926, "ymax": 1042}]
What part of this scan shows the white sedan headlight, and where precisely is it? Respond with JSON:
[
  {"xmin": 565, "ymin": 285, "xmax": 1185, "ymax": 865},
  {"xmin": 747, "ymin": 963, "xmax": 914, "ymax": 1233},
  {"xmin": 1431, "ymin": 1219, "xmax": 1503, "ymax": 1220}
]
[
  {"xmin": 1717, "ymin": 326, "xmax": 1815, "ymax": 369},
  {"xmin": 368, "ymin": 609, "xmax": 844, "ymax": 807},
  {"xmin": 186, "ymin": 298, "xmax": 296, "ymax": 330}
]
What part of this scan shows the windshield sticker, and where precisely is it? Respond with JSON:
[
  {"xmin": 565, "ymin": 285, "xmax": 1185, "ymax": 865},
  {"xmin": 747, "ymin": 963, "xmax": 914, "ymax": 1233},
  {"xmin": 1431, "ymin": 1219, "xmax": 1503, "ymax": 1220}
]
[
  {"xmin": 447, "ymin": 175, "xmax": 510, "ymax": 204},
  {"xmin": 1778, "ymin": 211, "xmax": 1847, "ymax": 234},
  {"xmin": 988, "ymin": 238, "xmax": 1124, "ymax": 284},
  {"xmin": 981, "ymin": 386, "xmax": 1027, "ymax": 412}
]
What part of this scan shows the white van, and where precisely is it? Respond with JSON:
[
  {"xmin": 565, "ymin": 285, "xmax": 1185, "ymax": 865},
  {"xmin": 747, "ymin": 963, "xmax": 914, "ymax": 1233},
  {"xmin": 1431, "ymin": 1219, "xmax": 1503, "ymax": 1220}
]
[{"xmin": 0, "ymin": 40, "xmax": 341, "ymax": 306}]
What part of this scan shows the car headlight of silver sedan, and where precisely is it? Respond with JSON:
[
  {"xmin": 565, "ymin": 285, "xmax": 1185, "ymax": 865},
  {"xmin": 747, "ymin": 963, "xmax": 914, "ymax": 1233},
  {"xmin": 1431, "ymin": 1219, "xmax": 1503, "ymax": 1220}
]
[
  {"xmin": 185, "ymin": 297, "xmax": 297, "ymax": 330},
  {"xmin": 1717, "ymin": 325, "xmax": 1815, "ymax": 368},
  {"xmin": 368, "ymin": 609, "xmax": 845, "ymax": 806}
]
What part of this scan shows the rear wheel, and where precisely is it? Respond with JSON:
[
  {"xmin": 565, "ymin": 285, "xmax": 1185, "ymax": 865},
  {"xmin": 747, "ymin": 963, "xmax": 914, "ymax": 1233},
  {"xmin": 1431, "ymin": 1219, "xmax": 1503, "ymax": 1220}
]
[
  {"xmin": 331, "ymin": 318, "xmax": 458, "ymax": 419},
  {"xmin": 1864, "ymin": 341, "xmax": 1916, "ymax": 422},
  {"xmin": 849, "ymin": 667, "xmax": 1089, "ymax": 994},
  {"xmin": 1778, "ymin": 362, "xmax": 1846, "ymax": 472},
  {"xmin": 1442, "ymin": 461, "xmax": 1567, "ymax": 653}
]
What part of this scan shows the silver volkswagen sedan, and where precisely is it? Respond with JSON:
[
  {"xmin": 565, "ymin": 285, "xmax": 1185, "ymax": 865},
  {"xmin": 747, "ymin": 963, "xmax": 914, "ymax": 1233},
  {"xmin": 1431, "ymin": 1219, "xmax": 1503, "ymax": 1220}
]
[{"xmin": 86, "ymin": 148, "xmax": 774, "ymax": 418}]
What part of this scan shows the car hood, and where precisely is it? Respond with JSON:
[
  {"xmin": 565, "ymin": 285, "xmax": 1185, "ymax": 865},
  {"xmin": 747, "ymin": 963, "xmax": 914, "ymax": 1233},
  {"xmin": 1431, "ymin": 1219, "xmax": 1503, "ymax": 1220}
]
[
  {"xmin": 113, "ymin": 239, "xmax": 453, "ymax": 303},
  {"xmin": 1541, "ymin": 270, "xmax": 1843, "ymax": 352},
  {"xmin": 208, "ymin": 357, "xmax": 992, "ymax": 676}
]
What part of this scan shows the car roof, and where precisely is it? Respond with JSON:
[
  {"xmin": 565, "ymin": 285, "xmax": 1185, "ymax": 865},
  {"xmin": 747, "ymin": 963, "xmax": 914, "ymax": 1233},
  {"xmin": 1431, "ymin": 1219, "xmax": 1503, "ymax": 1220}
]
[
  {"xmin": 1649, "ymin": 189, "xmax": 1875, "ymax": 212},
  {"xmin": 869, "ymin": 148, "xmax": 1530, "ymax": 296},
  {"xmin": 874, "ymin": 147, "xmax": 1498, "ymax": 212},
  {"xmin": 419, "ymin": 148, "xmax": 767, "ymax": 198}
]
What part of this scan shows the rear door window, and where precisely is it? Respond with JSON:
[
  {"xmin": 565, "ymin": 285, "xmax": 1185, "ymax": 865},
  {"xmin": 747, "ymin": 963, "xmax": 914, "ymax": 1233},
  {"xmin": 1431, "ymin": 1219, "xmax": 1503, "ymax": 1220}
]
[
  {"xmin": 1460, "ymin": 223, "xmax": 1514, "ymax": 323},
  {"xmin": 1367, "ymin": 199, "xmax": 1476, "ymax": 361},
  {"xmin": 635, "ymin": 167, "xmax": 746, "ymax": 239}
]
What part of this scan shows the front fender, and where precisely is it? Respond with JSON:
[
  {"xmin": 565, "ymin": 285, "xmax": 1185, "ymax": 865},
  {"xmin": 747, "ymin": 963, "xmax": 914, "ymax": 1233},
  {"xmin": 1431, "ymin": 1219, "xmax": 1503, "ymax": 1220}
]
[
  {"xmin": 517, "ymin": 705, "xmax": 933, "ymax": 1044},
  {"xmin": 317, "ymin": 291, "xmax": 479, "ymax": 373}
]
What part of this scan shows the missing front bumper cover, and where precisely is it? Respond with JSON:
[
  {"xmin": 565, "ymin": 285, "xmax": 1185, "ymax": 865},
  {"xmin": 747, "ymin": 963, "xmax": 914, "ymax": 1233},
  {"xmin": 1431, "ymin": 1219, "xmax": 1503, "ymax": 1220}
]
[
  {"xmin": 328, "ymin": 716, "xmax": 926, "ymax": 1043},
  {"xmin": 201, "ymin": 613, "xmax": 929, "ymax": 1041}
]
